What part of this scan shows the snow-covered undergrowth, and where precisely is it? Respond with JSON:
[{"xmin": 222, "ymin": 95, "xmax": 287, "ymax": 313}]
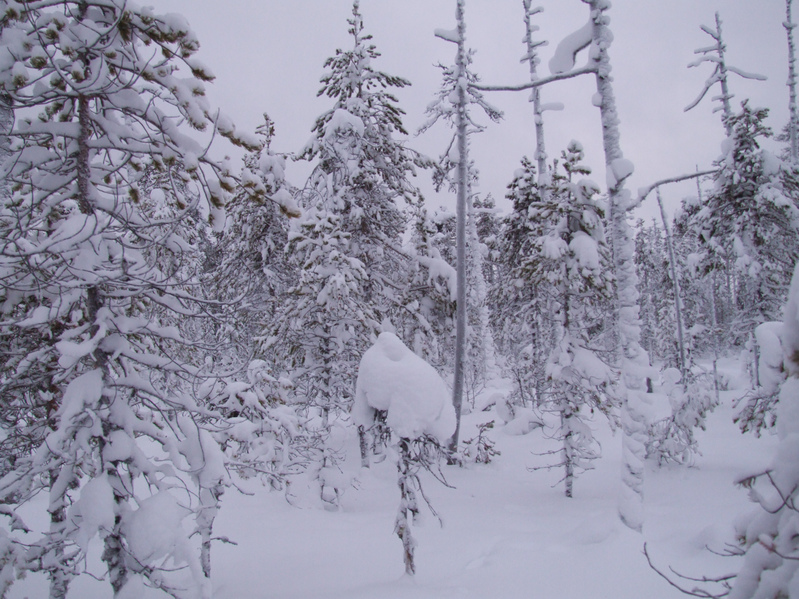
[{"xmin": 7, "ymin": 358, "xmax": 775, "ymax": 599}]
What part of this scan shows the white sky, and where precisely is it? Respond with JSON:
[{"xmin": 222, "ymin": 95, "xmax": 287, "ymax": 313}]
[{"xmin": 157, "ymin": 0, "xmax": 790, "ymax": 223}]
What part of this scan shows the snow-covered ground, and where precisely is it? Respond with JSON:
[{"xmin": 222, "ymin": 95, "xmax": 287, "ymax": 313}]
[{"xmin": 8, "ymin": 357, "xmax": 776, "ymax": 599}]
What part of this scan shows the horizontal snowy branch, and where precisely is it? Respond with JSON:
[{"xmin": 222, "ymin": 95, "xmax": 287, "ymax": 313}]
[{"xmin": 470, "ymin": 65, "xmax": 597, "ymax": 93}]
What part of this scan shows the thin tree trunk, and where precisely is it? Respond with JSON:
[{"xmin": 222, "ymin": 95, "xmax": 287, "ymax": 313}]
[
  {"xmin": 199, "ymin": 485, "xmax": 223, "ymax": 580},
  {"xmin": 561, "ymin": 282, "xmax": 573, "ymax": 499},
  {"xmin": 0, "ymin": 94, "xmax": 11, "ymax": 203},
  {"xmin": 562, "ymin": 408, "xmax": 574, "ymax": 499},
  {"xmin": 522, "ymin": 0, "xmax": 549, "ymax": 185},
  {"xmin": 394, "ymin": 438, "xmax": 417, "ymax": 576},
  {"xmin": 786, "ymin": 0, "xmax": 799, "ymax": 162},
  {"xmin": 714, "ymin": 13, "xmax": 734, "ymax": 135},
  {"xmin": 47, "ymin": 467, "xmax": 71, "ymax": 599},
  {"xmin": 450, "ymin": 0, "xmax": 468, "ymax": 453},
  {"xmin": 358, "ymin": 425, "xmax": 370, "ymax": 468},
  {"xmin": 77, "ymin": 92, "xmax": 128, "ymax": 596}
]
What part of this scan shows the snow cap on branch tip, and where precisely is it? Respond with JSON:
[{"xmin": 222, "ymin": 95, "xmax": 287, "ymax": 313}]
[
  {"xmin": 353, "ymin": 332, "xmax": 455, "ymax": 442},
  {"xmin": 434, "ymin": 28, "xmax": 461, "ymax": 44},
  {"xmin": 549, "ymin": 20, "xmax": 593, "ymax": 75},
  {"xmin": 606, "ymin": 157, "xmax": 634, "ymax": 190}
]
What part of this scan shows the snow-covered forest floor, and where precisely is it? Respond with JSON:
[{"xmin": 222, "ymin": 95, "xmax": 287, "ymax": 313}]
[{"xmin": 7, "ymin": 356, "xmax": 775, "ymax": 599}]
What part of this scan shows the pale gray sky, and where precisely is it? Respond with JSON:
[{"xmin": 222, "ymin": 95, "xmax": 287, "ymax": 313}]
[{"xmin": 157, "ymin": 0, "xmax": 790, "ymax": 222}]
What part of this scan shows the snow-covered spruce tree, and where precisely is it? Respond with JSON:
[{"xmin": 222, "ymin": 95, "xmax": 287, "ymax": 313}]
[
  {"xmin": 423, "ymin": 0, "xmax": 502, "ymax": 449},
  {"xmin": 271, "ymin": 198, "xmax": 377, "ymax": 506},
  {"xmin": 353, "ymin": 332, "xmax": 455, "ymax": 576},
  {"xmin": 270, "ymin": 0, "xmax": 425, "ymax": 505},
  {"xmin": 527, "ymin": 142, "xmax": 615, "ymax": 497},
  {"xmin": 724, "ymin": 261, "xmax": 799, "ymax": 599},
  {"xmin": 491, "ymin": 157, "xmax": 551, "ymax": 410},
  {"xmin": 473, "ymin": 193, "xmax": 500, "ymax": 290},
  {"xmin": 695, "ymin": 102, "xmax": 799, "ymax": 352},
  {"xmin": 296, "ymin": 0, "xmax": 423, "ymax": 321},
  {"xmin": 0, "ymin": 2, "xmax": 257, "ymax": 596}
]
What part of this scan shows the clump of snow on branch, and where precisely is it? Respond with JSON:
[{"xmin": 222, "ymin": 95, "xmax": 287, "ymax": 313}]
[
  {"xmin": 353, "ymin": 332, "xmax": 455, "ymax": 442},
  {"xmin": 548, "ymin": 20, "xmax": 593, "ymax": 74}
]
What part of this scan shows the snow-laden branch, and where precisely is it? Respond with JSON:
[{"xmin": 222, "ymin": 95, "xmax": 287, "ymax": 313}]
[
  {"xmin": 632, "ymin": 169, "xmax": 715, "ymax": 210},
  {"xmin": 470, "ymin": 65, "xmax": 597, "ymax": 93}
]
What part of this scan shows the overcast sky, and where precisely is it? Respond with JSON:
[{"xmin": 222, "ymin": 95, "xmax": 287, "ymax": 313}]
[{"xmin": 157, "ymin": 0, "xmax": 790, "ymax": 223}]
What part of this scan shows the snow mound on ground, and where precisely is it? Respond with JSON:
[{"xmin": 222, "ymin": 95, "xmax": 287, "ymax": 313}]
[
  {"xmin": 353, "ymin": 332, "xmax": 455, "ymax": 443},
  {"xmin": 502, "ymin": 409, "xmax": 543, "ymax": 436}
]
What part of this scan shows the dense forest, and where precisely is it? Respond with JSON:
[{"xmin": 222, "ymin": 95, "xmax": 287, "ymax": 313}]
[{"xmin": 0, "ymin": 1, "xmax": 798, "ymax": 598}]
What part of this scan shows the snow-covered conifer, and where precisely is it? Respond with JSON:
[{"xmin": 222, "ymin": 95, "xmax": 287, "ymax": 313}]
[
  {"xmin": 527, "ymin": 142, "xmax": 615, "ymax": 497},
  {"xmin": 548, "ymin": 0, "xmax": 652, "ymax": 530},
  {"xmin": 216, "ymin": 114, "xmax": 297, "ymax": 357},
  {"xmin": 397, "ymin": 202, "xmax": 456, "ymax": 371},
  {"xmin": 695, "ymin": 102, "xmax": 799, "ymax": 348},
  {"xmin": 270, "ymin": 1, "xmax": 425, "ymax": 504},
  {"xmin": 726, "ymin": 261, "xmax": 799, "ymax": 598},
  {"xmin": 297, "ymin": 0, "xmax": 424, "ymax": 323},
  {"xmin": 492, "ymin": 157, "xmax": 550, "ymax": 408},
  {"xmin": 0, "ymin": 2, "xmax": 255, "ymax": 595}
]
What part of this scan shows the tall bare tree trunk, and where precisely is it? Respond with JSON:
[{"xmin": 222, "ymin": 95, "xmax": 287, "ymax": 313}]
[
  {"xmin": 522, "ymin": 0, "xmax": 549, "ymax": 185},
  {"xmin": 786, "ymin": 0, "xmax": 799, "ymax": 162},
  {"xmin": 586, "ymin": 0, "xmax": 650, "ymax": 532},
  {"xmin": 450, "ymin": 0, "xmax": 468, "ymax": 453}
]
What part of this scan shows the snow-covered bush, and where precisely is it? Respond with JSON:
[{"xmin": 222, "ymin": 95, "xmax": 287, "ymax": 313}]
[{"xmin": 353, "ymin": 332, "xmax": 455, "ymax": 575}]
